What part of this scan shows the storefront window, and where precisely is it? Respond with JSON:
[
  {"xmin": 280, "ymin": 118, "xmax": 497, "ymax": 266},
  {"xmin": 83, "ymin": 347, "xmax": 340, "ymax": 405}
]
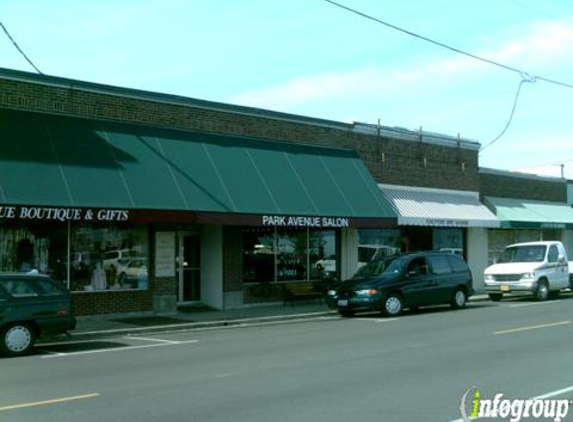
[
  {"xmin": 433, "ymin": 228, "xmax": 464, "ymax": 255},
  {"xmin": 0, "ymin": 223, "xmax": 67, "ymax": 276},
  {"xmin": 70, "ymin": 225, "xmax": 149, "ymax": 292},
  {"xmin": 0, "ymin": 223, "xmax": 149, "ymax": 292},
  {"xmin": 242, "ymin": 227, "xmax": 339, "ymax": 283},
  {"xmin": 357, "ymin": 229, "xmax": 401, "ymax": 271},
  {"xmin": 243, "ymin": 228, "xmax": 275, "ymax": 283}
]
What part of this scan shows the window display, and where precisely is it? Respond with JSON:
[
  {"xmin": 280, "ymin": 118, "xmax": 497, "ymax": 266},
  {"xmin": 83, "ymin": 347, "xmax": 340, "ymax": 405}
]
[
  {"xmin": 0, "ymin": 223, "xmax": 149, "ymax": 292},
  {"xmin": 242, "ymin": 227, "xmax": 338, "ymax": 283},
  {"xmin": 70, "ymin": 225, "xmax": 149, "ymax": 292}
]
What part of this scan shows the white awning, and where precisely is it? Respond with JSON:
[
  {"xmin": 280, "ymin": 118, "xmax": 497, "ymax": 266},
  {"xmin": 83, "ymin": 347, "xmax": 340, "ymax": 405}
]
[{"xmin": 379, "ymin": 184, "xmax": 500, "ymax": 228}]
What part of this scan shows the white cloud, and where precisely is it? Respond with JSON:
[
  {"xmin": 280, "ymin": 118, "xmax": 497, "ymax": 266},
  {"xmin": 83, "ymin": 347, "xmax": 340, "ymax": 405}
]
[{"xmin": 229, "ymin": 19, "xmax": 573, "ymax": 112}]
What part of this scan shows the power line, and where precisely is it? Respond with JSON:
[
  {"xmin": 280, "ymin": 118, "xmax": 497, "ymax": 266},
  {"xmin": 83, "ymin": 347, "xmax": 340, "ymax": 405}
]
[
  {"xmin": 480, "ymin": 76, "xmax": 534, "ymax": 152},
  {"xmin": 321, "ymin": 0, "xmax": 573, "ymax": 90},
  {"xmin": 0, "ymin": 21, "xmax": 43, "ymax": 75}
]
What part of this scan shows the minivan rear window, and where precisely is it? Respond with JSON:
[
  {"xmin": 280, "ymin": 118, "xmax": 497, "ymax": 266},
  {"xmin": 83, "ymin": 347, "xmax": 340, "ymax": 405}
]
[
  {"xmin": 428, "ymin": 255, "xmax": 451, "ymax": 275},
  {"xmin": 446, "ymin": 255, "xmax": 469, "ymax": 273}
]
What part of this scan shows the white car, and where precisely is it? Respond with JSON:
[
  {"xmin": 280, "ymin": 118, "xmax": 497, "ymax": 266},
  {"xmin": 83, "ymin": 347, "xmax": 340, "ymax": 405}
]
[{"xmin": 117, "ymin": 258, "xmax": 148, "ymax": 288}]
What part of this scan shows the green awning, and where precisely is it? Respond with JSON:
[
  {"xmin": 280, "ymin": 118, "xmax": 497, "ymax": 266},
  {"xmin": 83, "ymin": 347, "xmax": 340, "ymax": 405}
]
[
  {"xmin": 484, "ymin": 196, "xmax": 573, "ymax": 229},
  {"xmin": 0, "ymin": 109, "xmax": 396, "ymax": 224}
]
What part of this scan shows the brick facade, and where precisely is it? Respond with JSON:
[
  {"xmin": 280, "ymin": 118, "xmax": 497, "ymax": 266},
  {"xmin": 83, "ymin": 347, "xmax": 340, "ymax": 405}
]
[
  {"xmin": 0, "ymin": 70, "xmax": 479, "ymax": 192},
  {"xmin": 479, "ymin": 169, "xmax": 567, "ymax": 202},
  {"xmin": 72, "ymin": 290, "xmax": 153, "ymax": 316}
]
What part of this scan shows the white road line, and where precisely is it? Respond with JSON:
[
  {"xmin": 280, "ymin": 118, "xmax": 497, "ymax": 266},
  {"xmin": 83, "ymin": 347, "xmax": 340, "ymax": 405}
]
[
  {"xmin": 40, "ymin": 339, "xmax": 199, "ymax": 358},
  {"xmin": 494, "ymin": 320, "xmax": 571, "ymax": 335},
  {"xmin": 444, "ymin": 385, "xmax": 573, "ymax": 422},
  {"xmin": 126, "ymin": 336, "xmax": 180, "ymax": 344},
  {"xmin": 508, "ymin": 301, "xmax": 561, "ymax": 308},
  {"xmin": 352, "ymin": 317, "xmax": 399, "ymax": 323},
  {"xmin": 0, "ymin": 393, "xmax": 100, "ymax": 411}
]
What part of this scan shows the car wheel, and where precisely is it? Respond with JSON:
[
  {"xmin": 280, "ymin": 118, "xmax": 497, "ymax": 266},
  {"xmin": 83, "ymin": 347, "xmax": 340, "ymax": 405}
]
[
  {"xmin": 338, "ymin": 310, "xmax": 354, "ymax": 318},
  {"xmin": 535, "ymin": 281, "xmax": 549, "ymax": 301},
  {"xmin": 383, "ymin": 293, "xmax": 403, "ymax": 317},
  {"xmin": 488, "ymin": 293, "xmax": 503, "ymax": 302},
  {"xmin": 1, "ymin": 323, "xmax": 36, "ymax": 357},
  {"xmin": 451, "ymin": 288, "xmax": 467, "ymax": 309},
  {"xmin": 118, "ymin": 272, "xmax": 126, "ymax": 285}
]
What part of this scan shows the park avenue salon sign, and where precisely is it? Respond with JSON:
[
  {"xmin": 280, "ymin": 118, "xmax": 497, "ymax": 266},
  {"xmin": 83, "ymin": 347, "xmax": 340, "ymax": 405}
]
[
  {"xmin": 262, "ymin": 215, "xmax": 350, "ymax": 228},
  {"xmin": 0, "ymin": 205, "xmax": 130, "ymax": 222}
]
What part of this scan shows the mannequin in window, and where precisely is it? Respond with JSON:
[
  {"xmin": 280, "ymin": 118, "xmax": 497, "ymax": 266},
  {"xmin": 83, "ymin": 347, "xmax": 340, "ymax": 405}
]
[{"xmin": 91, "ymin": 262, "xmax": 107, "ymax": 290}]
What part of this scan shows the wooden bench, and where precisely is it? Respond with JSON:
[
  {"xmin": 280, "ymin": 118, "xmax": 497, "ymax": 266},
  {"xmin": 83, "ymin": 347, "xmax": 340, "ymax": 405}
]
[{"xmin": 282, "ymin": 282, "xmax": 324, "ymax": 306}]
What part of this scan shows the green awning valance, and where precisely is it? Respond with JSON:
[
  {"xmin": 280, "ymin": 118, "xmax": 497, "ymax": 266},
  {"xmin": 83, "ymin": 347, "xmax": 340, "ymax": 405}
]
[
  {"xmin": 0, "ymin": 109, "xmax": 396, "ymax": 225},
  {"xmin": 484, "ymin": 196, "xmax": 573, "ymax": 229}
]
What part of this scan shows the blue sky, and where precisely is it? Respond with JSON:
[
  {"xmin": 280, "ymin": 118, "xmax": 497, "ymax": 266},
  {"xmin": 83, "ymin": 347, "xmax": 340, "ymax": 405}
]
[{"xmin": 2, "ymin": 0, "xmax": 573, "ymax": 178}]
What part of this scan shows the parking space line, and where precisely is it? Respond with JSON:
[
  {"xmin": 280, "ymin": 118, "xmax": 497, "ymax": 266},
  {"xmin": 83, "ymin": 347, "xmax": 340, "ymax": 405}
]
[
  {"xmin": 40, "ymin": 339, "xmax": 199, "ymax": 358},
  {"xmin": 126, "ymin": 336, "xmax": 181, "ymax": 344},
  {"xmin": 508, "ymin": 301, "xmax": 562, "ymax": 308},
  {"xmin": 0, "ymin": 393, "xmax": 100, "ymax": 411},
  {"xmin": 494, "ymin": 320, "xmax": 571, "ymax": 335}
]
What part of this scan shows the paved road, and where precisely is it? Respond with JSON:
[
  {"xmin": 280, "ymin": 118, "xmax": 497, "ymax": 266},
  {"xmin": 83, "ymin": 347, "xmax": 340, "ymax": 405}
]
[{"xmin": 2, "ymin": 295, "xmax": 573, "ymax": 422}]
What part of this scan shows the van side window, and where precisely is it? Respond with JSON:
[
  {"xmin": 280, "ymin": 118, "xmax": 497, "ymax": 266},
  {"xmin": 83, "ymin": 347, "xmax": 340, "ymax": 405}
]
[
  {"xmin": 406, "ymin": 257, "xmax": 426, "ymax": 276},
  {"xmin": 446, "ymin": 255, "xmax": 469, "ymax": 273},
  {"xmin": 428, "ymin": 255, "xmax": 452, "ymax": 275},
  {"xmin": 547, "ymin": 245, "xmax": 559, "ymax": 263}
]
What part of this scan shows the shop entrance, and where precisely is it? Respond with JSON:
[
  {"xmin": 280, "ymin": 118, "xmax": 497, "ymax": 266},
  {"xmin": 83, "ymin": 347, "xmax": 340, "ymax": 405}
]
[{"xmin": 178, "ymin": 234, "xmax": 201, "ymax": 303}]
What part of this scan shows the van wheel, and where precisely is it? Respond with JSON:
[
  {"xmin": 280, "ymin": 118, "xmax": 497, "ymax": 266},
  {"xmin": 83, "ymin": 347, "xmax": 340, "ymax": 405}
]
[
  {"xmin": 1, "ymin": 323, "xmax": 36, "ymax": 357},
  {"xmin": 535, "ymin": 282, "xmax": 549, "ymax": 301},
  {"xmin": 489, "ymin": 293, "xmax": 503, "ymax": 302},
  {"xmin": 382, "ymin": 293, "xmax": 403, "ymax": 317},
  {"xmin": 451, "ymin": 288, "xmax": 467, "ymax": 309}
]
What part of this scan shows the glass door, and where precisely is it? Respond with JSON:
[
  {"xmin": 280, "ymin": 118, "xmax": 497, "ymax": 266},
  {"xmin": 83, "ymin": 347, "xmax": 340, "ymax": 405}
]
[{"xmin": 178, "ymin": 234, "xmax": 201, "ymax": 303}]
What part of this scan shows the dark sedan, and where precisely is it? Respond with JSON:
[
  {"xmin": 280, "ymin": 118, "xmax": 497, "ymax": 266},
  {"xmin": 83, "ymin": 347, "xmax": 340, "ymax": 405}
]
[
  {"xmin": 328, "ymin": 252, "xmax": 474, "ymax": 317},
  {"xmin": 0, "ymin": 273, "xmax": 76, "ymax": 356}
]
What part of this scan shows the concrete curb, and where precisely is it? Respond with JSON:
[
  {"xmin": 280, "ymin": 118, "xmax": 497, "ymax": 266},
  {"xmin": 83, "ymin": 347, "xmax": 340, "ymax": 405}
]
[{"xmin": 39, "ymin": 294, "xmax": 492, "ymax": 343}]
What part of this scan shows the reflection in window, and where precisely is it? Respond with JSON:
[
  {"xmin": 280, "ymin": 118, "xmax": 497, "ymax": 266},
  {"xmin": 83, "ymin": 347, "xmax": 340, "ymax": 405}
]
[
  {"xmin": 70, "ymin": 225, "xmax": 149, "ymax": 292},
  {"xmin": 243, "ymin": 228, "xmax": 275, "ymax": 283},
  {"xmin": 242, "ymin": 227, "xmax": 338, "ymax": 283},
  {"xmin": 357, "ymin": 229, "xmax": 401, "ymax": 271}
]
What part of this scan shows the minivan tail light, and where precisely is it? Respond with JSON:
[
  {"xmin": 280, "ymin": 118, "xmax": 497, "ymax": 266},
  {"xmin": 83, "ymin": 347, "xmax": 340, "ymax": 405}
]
[{"xmin": 57, "ymin": 308, "xmax": 69, "ymax": 316}]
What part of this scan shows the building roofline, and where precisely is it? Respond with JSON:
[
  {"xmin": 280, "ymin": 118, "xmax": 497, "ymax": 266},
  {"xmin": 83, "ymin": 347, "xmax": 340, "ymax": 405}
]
[
  {"xmin": 0, "ymin": 67, "xmax": 479, "ymax": 150},
  {"xmin": 479, "ymin": 167, "xmax": 566, "ymax": 182}
]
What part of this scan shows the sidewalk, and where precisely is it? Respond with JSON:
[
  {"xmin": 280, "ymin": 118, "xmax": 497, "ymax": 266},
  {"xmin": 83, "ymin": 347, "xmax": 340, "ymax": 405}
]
[
  {"xmin": 67, "ymin": 294, "xmax": 490, "ymax": 339},
  {"xmin": 71, "ymin": 302, "xmax": 336, "ymax": 338}
]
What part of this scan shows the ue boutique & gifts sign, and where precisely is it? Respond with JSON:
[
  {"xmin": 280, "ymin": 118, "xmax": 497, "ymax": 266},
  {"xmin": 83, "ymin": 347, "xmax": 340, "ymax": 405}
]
[{"xmin": 0, "ymin": 205, "xmax": 130, "ymax": 222}]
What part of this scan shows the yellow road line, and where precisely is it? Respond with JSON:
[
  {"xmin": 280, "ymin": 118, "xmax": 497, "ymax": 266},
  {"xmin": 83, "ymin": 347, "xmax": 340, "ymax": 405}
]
[
  {"xmin": 494, "ymin": 320, "xmax": 571, "ymax": 335},
  {"xmin": 0, "ymin": 393, "xmax": 100, "ymax": 411}
]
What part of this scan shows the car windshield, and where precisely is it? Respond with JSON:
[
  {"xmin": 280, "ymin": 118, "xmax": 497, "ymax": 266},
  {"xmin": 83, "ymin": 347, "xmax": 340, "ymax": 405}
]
[
  {"xmin": 353, "ymin": 256, "xmax": 406, "ymax": 278},
  {"xmin": 501, "ymin": 245, "xmax": 547, "ymax": 263}
]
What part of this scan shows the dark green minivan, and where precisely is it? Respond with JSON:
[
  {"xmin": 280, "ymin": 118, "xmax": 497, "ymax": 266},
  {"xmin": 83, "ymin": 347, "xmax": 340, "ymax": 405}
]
[
  {"xmin": 0, "ymin": 274, "xmax": 76, "ymax": 356},
  {"xmin": 329, "ymin": 252, "xmax": 474, "ymax": 317}
]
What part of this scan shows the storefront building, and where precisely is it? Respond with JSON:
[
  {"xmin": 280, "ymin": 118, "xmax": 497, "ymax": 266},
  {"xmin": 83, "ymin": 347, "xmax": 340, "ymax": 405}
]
[
  {"xmin": 1, "ymin": 67, "xmax": 491, "ymax": 314},
  {"xmin": 375, "ymin": 184, "xmax": 499, "ymax": 290},
  {"xmin": 0, "ymin": 73, "xmax": 400, "ymax": 315},
  {"xmin": 480, "ymin": 168, "xmax": 573, "ymax": 266}
]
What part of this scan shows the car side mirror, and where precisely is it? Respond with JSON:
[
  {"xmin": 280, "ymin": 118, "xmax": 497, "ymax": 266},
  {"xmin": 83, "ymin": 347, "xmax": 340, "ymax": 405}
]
[{"xmin": 558, "ymin": 255, "xmax": 565, "ymax": 264}]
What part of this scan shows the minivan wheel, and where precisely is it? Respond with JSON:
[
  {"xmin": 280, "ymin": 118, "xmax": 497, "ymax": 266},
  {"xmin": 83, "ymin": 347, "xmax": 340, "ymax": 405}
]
[
  {"xmin": 535, "ymin": 282, "xmax": 549, "ymax": 302},
  {"xmin": 451, "ymin": 289, "xmax": 467, "ymax": 309},
  {"xmin": 1, "ymin": 323, "xmax": 36, "ymax": 357},
  {"xmin": 383, "ymin": 294, "xmax": 403, "ymax": 317}
]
